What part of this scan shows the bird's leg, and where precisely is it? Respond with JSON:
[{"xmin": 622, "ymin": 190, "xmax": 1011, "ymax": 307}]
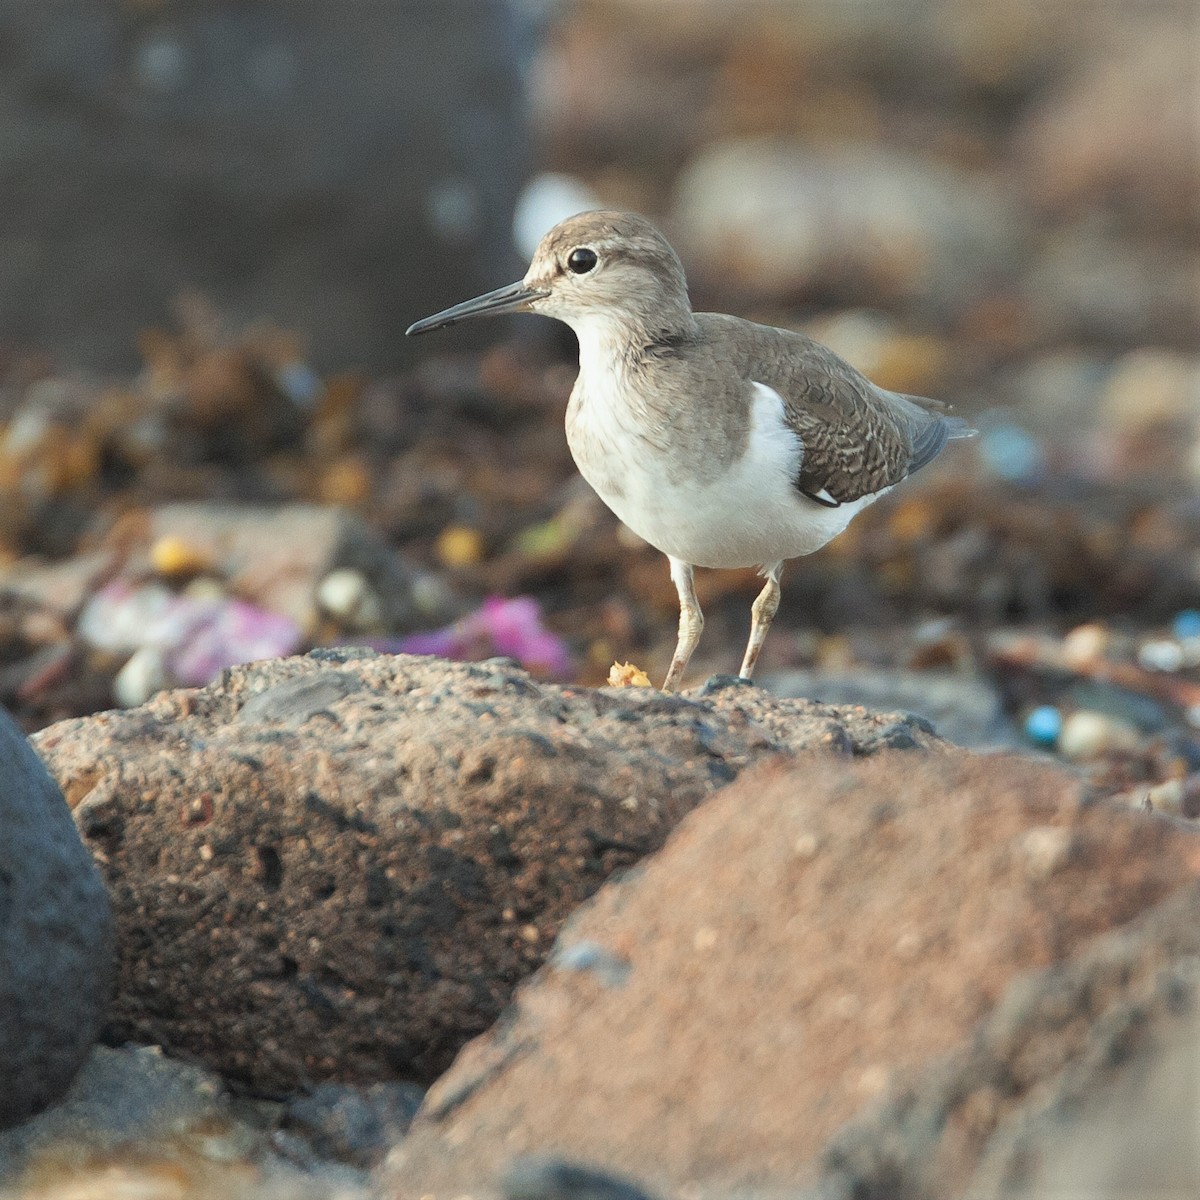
[
  {"xmin": 662, "ymin": 557, "xmax": 703, "ymax": 692},
  {"xmin": 739, "ymin": 561, "xmax": 783, "ymax": 680}
]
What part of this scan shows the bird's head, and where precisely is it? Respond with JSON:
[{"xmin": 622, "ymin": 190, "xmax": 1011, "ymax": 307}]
[{"xmin": 406, "ymin": 210, "xmax": 695, "ymax": 343}]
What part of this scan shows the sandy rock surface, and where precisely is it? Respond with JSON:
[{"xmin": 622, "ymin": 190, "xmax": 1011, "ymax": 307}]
[
  {"xmin": 31, "ymin": 652, "xmax": 939, "ymax": 1093},
  {"xmin": 0, "ymin": 708, "xmax": 112, "ymax": 1131},
  {"xmin": 386, "ymin": 752, "xmax": 1200, "ymax": 1198}
]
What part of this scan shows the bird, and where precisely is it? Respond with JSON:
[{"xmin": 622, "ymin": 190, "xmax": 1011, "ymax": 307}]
[{"xmin": 407, "ymin": 210, "xmax": 973, "ymax": 691}]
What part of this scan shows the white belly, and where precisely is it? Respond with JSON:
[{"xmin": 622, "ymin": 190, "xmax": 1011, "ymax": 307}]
[{"xmin": 568, "ymin": 380, "xmax": 884, "ymax": 569}]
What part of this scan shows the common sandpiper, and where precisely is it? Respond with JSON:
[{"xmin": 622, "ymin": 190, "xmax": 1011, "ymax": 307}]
[{"xmin": 407, "ymin": 210, "xmax": 973, "ymax": 691}]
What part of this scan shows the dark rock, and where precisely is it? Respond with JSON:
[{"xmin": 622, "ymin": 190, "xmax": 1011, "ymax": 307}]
[
  {"xmin": 503, "ymin": 1156, "xmax": 659, "ymax": 1200},
  {"xmin": 0, "ymin": 1043, "xmax": 369, "ymax": 1196},
  {"xmin": 0, "ymin": 1045, "xmax": 230, "ymax": 1181},
  {"xmin": 385, "ymin": 753, "xmax": 1200, "ymax": 1197},
  {"xmin": 0, "ymin": 1, "xmax": 531, "ymax": 369},
  {"xmin": 237, "ymin": 670, "xmax": 365, "ymax": 725},
  {"xmin": 0, "ymin": 707, "xmax": 112, "ymax": 1131},
  {"xmin": 281, "ymin": 1081, "xmax": 423, "ymax": 1170},
  {"xmin": 30, "ymin": 653, "xmax": 942, "ymax": 1093},
  {"xmin": 763, "ymin": 668, "xmax": 1017, "ymax": 749}
]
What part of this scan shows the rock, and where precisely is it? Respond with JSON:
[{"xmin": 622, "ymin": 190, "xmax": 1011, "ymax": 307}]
[
  {"xmin": 1058, "ymin": 710, "xmax": 1140, "ymax": 761},
  {"xmin": 829, "ymin": 888, "xmax": 1200, "ymax": 1199},
  {"xmin": 0, "ymin": 1, "xmax": 530, "ymax": 369},
  {"xmin": 1019, "ymin": 222, "xmax": 1200, "ymax": 348},
  {"xmin": 761, "ymin": 668, "xmax": 1017, "ymax": 748},
  {"xmin": 669, "ymin": 137, "xmax": 1022, "ymax": 318},
  {"xmin": 1100, "ymin": 349, "xmax": 1200, "ymax": 434},
  {"xmin": 139, "ymin": 503, "xmax": 422, "ymax": 632},
  {"xmin": 1016, "ymin": 20, "xmax": 1199, "ymax": 233},
  {"xmin": 963, "ymin": 961, "xmax": 1200, "ymax": 1199},
  {"xmin": 0, "ymin": 706, "xmax": 113, "ymax": 1131},
  {"xmin": 385, "ymin": 752, "xmax": 1200, "ymax": 1198},
  {"xmin": 29, "ymin": 653, "xmax": 942, "ymax": 1093},
  {"xmin": 501, "ymin": 1156, "xmax": 659, "ymax": 1200},
  {"xmin": 0, "ymin": 1045, "xmax": 371, "ymax": 1199},
  {"xmin": 280, "ymin": 1081, "xmax": 423, "ymax": 1170},
  {"xmin": 0, "ymin": 551, "xmax": 117, "ymax": 621}
]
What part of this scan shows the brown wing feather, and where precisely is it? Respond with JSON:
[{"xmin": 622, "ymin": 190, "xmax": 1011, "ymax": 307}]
[
  {"xmin": 697, "ymin": 315, "xmax": 949, "ymax": 505},
  {"xmin": 780, "ymin": 353, "xmax": 915, "ymax": 503}
]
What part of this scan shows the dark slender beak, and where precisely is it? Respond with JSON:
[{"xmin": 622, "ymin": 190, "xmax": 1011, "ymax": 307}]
[{"xmin": 405, "ymin": 281, "xmax": 548, "ymax": 336}]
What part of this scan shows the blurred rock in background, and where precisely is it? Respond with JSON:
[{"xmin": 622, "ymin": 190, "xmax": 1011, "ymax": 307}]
[{"xmin": 0, "ymin": 0, "xmax": 532, "ymax": 370}]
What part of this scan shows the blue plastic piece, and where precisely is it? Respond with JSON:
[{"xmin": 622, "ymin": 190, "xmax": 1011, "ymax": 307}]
[
  {"xmin": 1172, "ymin": 610, "xmax": 1200, "ymax": 640},
  {"xmin": 1024, "ymin": 705, "xmax": 1062, "ymax": 746}
]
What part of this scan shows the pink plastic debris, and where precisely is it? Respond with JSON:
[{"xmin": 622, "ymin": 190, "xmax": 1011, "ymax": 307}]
[
  {"xmin": 394, "ymin": 595, "xmax": 572, "ymax": 678},
  {"xmin": 77, "ymin": 581, "xmax": 302, "ymax": 688},
  {"xmin": 167, "ymin": 598, "xmax": 302, "ymax": 686}
]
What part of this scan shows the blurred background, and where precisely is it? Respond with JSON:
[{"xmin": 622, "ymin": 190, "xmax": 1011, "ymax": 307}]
[{"xmin": 0, "ymin": 0, "xmax": 1198, "ymax": 801}]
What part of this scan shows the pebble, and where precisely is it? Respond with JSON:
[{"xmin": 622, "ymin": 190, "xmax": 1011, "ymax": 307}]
[
  {"xmin": 113, "ymin": 646, "xmax": 168, "ymax": 708},
  {"xmin": 1137, "ymin": 639, "xmax": 1185, "ymax": 673},
  {"xmin": 1058, "ymin": 710, "xmax": 1141, "ymax": 761},
  {"xmin": 316, "ymin": 569, "xmax": 383, "ymax": 632},
  {"xmin": 1061, "ymin": 623, "xmax": 1110, "ymax": 671}
]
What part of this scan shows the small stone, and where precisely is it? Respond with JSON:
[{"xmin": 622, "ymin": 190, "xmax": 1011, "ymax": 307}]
[
  {"xmin": 1020, "ymin": 826, "xmax": 1075, "ymax": 879},
  {"xmin": 113, "ymin": 646, "xmax": 168, "ymax": 709},
  {"xmin": 1058, "ymin": 710, "xmax": 1140, "ymax": 761},
  {"xmin": 316, "ymin": 568, "xmax": 383, "ymax": 632},
  {"xmin": 1138, "ymin": 639, "xmax": 1185, "ymax": 673},
  {"xmin": 1061, "ymin": 622, "xmax": 1110, "ymax": 670}
]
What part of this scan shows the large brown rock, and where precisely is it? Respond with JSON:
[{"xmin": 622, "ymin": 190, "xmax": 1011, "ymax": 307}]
[
  {"xmin": 385, "ymin": 752, "xmax": 1200, "ymax": 1199},
  {"xmin": 31, "ymin": 653, "xmax": 939, "ymax": 1093}
]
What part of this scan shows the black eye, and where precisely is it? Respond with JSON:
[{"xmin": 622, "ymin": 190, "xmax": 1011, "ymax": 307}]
[{"xmin": 567, "ymin": 247, "xmax": 598, "ymax": 274}]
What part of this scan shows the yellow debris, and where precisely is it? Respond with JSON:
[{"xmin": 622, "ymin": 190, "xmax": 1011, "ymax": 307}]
[
  {"xmin": 436, "ymin": 524, "xmax": 485, "ymax": 568},
  {"xmin": 608, "ymin": 661, "xmax": 652, "ymax": 688},
  {"xmin": 150, "ymin": 535, "xmax": 212, "ymax": 578}
]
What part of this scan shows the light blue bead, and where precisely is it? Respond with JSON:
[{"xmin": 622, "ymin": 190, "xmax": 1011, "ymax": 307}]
[
  {"xmin": 1172, "ymin": 610, "xmax": 1200, "ymax": 640},
  {"xmin": 1024, "ymin": 705, "xmax": 1062, "ymax": 746},
  {"xmin": 980, "ymin": 423, "xmax": 1044, "ymax": 483}
]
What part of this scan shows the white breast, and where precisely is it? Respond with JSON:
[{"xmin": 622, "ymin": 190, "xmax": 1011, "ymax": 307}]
[{"xmin": 568, "ymin": 371, "xmax": 886, "ymax": 570}]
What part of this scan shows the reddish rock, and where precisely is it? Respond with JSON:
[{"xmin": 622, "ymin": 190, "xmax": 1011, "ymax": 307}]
[
  {"xmin": 31, "ymin": 653, "xmax": 938, "ymax": 1093},
  {"xmin": 386, "ymin": 752, "xmax": 1200, "ymax": 1198}
]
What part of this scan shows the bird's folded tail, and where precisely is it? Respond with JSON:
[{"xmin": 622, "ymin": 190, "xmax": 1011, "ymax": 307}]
[{"xmin": 907, "ymin": 412, "xmax": 977, "ymax": 475}]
